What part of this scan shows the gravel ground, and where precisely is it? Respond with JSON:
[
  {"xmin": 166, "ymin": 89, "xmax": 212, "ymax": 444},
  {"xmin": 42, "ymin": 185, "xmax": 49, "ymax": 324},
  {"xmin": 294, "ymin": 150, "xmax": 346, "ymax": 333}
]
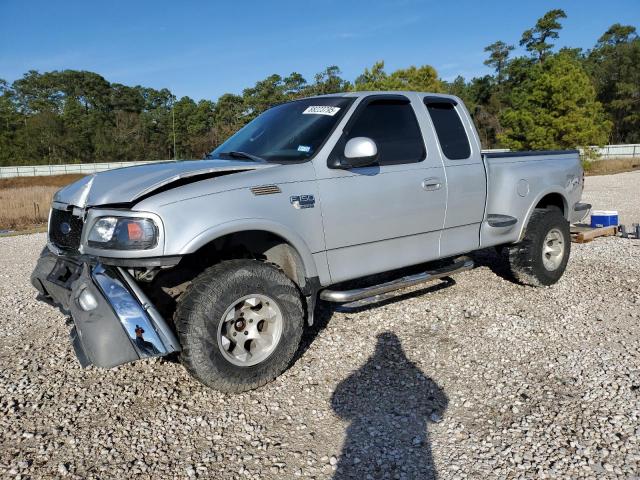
[
  {"xmin": 1, "ymin": 172, "xmax": 639, "ymax": 479},
  {"xmin": 582, "ymin": 170, "xmax": 640, "ymax": 225}
]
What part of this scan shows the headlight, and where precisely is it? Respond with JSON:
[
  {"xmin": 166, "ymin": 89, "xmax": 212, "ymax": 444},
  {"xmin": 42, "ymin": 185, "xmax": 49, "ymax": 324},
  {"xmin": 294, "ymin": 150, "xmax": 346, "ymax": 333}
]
[{"xmin": 87, "ymin": 217, "xmax": 158, "ymax": 250}]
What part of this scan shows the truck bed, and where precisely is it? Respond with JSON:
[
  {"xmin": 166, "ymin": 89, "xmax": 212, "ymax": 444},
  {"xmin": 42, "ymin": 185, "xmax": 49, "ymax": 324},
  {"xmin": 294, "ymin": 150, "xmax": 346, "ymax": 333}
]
[{"xmin": 480, "ymin": 149, "xmax": 583, "ymax": 248}]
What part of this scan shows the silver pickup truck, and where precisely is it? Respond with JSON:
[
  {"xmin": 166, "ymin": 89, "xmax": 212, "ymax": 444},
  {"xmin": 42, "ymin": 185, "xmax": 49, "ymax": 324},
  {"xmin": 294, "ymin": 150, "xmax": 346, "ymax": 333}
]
[{"xmin": 32, "ymin": 92, "xmax": 590, "ymax": 392}]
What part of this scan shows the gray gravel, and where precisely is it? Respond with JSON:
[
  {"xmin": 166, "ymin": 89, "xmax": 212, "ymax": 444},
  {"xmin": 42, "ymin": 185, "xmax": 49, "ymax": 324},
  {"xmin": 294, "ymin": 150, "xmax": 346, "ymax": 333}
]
[
  {"xmin": 1, "ymin": 172, "xmax": 639, "ymax": 479},
  {"xmin": 582, "ymin": 170, "xmax": 640, "ymax": 225}
]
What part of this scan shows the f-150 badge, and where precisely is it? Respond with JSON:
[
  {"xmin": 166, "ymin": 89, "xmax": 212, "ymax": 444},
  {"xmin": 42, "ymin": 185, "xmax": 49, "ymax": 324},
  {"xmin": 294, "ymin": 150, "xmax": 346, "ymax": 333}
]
[{"xmin": 290, "ymin": 195, "xmax": 315, "ymax": 209}]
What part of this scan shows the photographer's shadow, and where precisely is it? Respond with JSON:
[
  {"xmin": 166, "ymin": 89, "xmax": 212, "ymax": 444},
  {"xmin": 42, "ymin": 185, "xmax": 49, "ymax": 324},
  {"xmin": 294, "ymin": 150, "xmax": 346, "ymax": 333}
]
[{"xmin": 331, "ymin": 332, "xmax": 448, "ymax": 479}]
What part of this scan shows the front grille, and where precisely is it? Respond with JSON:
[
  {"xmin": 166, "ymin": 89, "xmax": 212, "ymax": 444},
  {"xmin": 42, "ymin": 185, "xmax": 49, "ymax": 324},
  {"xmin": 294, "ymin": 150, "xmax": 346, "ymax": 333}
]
[{"xmin": 49, "ymin": 208, "xmax": 84, "ymax": 251}]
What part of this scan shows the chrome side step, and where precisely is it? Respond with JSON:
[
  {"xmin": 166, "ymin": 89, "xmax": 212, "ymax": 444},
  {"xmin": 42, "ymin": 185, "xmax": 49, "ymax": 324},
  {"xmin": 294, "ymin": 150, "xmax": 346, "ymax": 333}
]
[{"xmin": 319, "ymin": 256, "xmax": 474, "ymax": 305}]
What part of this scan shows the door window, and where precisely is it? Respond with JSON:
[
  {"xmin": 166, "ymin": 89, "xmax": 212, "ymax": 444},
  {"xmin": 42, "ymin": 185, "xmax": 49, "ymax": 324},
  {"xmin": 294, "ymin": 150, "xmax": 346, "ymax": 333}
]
[{"xmin": 347, "ymin": 99, "xmax": 425, "ymax": 166}]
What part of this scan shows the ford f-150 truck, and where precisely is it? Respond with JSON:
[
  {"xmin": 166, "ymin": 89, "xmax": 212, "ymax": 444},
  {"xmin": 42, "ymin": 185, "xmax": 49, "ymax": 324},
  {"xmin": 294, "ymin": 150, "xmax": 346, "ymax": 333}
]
[{"xmin": 32, "ymin": 92, "xmax": 590, "ymax": 392}]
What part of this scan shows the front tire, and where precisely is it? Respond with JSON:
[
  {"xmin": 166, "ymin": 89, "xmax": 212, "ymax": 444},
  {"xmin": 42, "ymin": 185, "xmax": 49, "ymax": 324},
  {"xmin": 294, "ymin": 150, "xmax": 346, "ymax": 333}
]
[
  {"xmin": 506, "ymin": 207, "xmax": 570, "ymax": 287},
  {"xmin": 175, "ymin": 260, "xmax": 304, "ymax": 393}
]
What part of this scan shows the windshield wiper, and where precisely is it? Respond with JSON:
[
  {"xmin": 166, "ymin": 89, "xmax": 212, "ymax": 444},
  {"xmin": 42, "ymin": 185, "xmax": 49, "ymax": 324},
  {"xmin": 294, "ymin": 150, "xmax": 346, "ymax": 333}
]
[{"xmin": 219, "ymin": 151, "xmax": 266, "ymax": 162}]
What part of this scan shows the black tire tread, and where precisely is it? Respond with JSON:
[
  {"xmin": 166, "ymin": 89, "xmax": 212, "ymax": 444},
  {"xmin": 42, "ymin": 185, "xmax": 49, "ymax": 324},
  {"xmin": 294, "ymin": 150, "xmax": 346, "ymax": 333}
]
[
  {"xmin": 506, "ymin": 207, "xmax": 570, "ymax": 287},
  {"xmin": 175, "ymin": 259, "xmax": 303, "ymax": 393}
]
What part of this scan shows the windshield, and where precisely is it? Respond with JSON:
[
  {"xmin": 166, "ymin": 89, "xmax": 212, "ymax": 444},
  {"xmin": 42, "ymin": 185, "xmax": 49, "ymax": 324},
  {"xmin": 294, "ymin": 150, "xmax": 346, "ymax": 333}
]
[{"xmin": 210, "ymin": 97, "xmax": 354, "ymax": 162}]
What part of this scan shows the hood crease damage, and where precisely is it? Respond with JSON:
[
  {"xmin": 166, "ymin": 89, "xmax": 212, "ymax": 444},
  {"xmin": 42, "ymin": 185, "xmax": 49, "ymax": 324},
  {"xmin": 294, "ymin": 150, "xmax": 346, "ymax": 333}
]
[{"xmin": 53, "ymin": 159, "xmax": 274, "ymax": 208}]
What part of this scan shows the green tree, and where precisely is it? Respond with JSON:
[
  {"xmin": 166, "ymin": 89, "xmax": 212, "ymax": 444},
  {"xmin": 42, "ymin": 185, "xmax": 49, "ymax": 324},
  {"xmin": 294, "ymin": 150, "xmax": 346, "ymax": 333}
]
[
  {"xmin": 13, "ymin": 70, "xmax": 64, "ymax": 114},
  {"xmin": 520, "ymin": 9, "xmax": 567, "ymax": 62},
  {"xmin": 596, "ymin": 23, "xmax": 637, "ymax": 47},
  {"xmin": 138, "ymin": 87, "xmax": 175, "ymax": 160},
  {"xmin": 103, "ymin": 83, "xmax": 145, "ymax": 161},
  {"xmin": 188, "ymin": 100, "xmax": 216, "ymax": 157},
  {"xmin": 172, "ymin": 97, "xmax": 216, "ymax": 158},
  {"xmin": 5, "ymin": 69, "xmax": 218, "ymax": 164},
  {"xmin": 444, "ymin": 76, "xmax": 472, "ymax": 106},
  {"xmin": 354, "ymin": 61, "xmax": 442, "ymax": 92},
  {"xmin": 212, "ymin": 93, "xmax": 246, "ymax": 145},
  {"xmin": 499, "ymin": 53, "xmax": 611, "ymax": 150},
  {"xmin": 0, "ymin": 79, "xmax": 21, "ymax": 165},
  {"xmin": 242, "ymin": 74, "xmax": 297, "ymax": 120},
  {"xmin": 306, "ymin": 66, "xmax": 351, "ymax": 95},
  {"xmin": 282, "ymin": 72, "xmax": 308, "ymax": 98},
  {"xmin": 354, "ymin": 61, "xmax": 389, "ymax": 90},
  {"xmin": 484, "ymin": 41, "xmax": 514, "ymax": 83},
  {"xmin": 469, "ymin": 76, "xmax": 505, "ymax": 148},
  {"xmin": 586, "ymin": 24, "xmax": 640, "ymax": 143},
  {"xmin": 61, "ymin": 96, "xmax": 93, "ymax": 162},
  {"xmin": 444, "ymin": 74, "xmax": 506, "ymax": 148},
  {"xmin": 502, "ymin": 56, "xmax": 536, "ymax": 92},
  {"xmin": 16, "ymin": 111, "xmax": 65, "ymax": 164}
]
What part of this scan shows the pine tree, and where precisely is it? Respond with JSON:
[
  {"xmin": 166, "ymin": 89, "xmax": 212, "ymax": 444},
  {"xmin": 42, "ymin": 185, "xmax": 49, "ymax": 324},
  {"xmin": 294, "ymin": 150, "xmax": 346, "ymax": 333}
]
[{"xmin": 499, "ymin": 53, "xmax": 611, "ymax": 149}]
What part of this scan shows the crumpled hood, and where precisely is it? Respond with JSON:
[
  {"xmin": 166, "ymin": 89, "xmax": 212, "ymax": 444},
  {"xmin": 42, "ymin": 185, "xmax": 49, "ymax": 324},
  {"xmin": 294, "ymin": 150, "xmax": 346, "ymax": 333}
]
[{"xmin": 53, "ymin": 159, "xmax": 275, "ymax": 207}]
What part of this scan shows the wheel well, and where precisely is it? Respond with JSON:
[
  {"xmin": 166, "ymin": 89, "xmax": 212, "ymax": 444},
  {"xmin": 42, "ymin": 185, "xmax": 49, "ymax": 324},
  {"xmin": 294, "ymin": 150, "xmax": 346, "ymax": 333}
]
[
  {"xmin": 189, "ymin": 230, "xmax": 308, "ymax": 289},
  {"xmin": 535, "ymin": 193, "xmax": 566, "ymax": 218},
  {"xmin": 136, "ymin": 231, "xmax": 311, "ymax": 329}
]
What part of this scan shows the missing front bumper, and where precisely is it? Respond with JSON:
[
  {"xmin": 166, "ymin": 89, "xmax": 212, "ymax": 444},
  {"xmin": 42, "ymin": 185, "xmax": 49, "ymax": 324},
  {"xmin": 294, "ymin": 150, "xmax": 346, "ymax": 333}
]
[{"xmin": 31, "ymin": 249, "xmax": 180, "ymax": 369}]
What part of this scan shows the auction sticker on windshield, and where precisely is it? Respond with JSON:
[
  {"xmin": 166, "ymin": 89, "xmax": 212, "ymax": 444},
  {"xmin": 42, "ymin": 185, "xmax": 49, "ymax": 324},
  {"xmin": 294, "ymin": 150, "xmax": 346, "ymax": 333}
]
[{"xmin": 302, "ymin": 106, "xmax": 341, "ymax": 116}]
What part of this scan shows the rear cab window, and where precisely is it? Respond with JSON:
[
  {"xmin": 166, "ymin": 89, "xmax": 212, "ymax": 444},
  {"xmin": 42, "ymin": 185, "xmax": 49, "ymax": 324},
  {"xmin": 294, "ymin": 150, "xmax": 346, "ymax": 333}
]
[{"xmin": 424, "ymin": 97, "xmax": 471, "ymax": 160}]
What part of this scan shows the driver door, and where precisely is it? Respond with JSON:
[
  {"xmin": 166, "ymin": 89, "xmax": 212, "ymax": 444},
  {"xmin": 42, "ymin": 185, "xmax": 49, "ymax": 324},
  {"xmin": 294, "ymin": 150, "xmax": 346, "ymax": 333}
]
[{"xmin": 315, "ymin": 94, "xmax": 447, "ymax": 283}]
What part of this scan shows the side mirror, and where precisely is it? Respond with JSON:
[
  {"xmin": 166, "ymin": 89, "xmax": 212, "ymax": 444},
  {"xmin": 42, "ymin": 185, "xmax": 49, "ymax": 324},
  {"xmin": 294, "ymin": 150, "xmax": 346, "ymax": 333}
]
[{"xmin": 329, "ymin": 137, "xmax": 378, "ymax": 169}]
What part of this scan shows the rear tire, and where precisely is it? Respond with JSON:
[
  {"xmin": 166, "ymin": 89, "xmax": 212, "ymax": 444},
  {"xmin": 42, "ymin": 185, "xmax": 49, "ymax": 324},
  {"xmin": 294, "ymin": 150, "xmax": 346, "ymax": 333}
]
[
  {"xmin": 506, "ymin": 207, "xmax": 570, "ymax": 287},
  {"xmin": 175, "ymin": 259, "xmax": 304, "ymax": 393}
]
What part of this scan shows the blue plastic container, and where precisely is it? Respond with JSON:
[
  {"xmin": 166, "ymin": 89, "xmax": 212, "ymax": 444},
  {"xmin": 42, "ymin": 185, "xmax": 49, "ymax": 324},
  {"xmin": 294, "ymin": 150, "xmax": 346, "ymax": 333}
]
[{"xmin": 590, "ymin": 210, "xmax": 619, "ymax": 228}]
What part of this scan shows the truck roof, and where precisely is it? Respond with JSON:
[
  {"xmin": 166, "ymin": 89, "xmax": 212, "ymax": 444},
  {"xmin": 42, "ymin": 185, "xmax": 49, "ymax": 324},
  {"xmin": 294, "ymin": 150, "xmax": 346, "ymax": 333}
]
[{"xmin": 305, "ymin": 91, "xmax": 462, "ymax": 102}]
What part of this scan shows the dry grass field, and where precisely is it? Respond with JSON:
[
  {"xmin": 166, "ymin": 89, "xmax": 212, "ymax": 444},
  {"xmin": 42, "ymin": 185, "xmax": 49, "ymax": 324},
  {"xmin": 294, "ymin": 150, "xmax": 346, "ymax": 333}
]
[
  {"xmin": 584, "ymin": 157, "xmax": 640, "ymax": 175},
  {"xmin": 0, "ymin": 175, "xmax": 83, "ymax": 230}
]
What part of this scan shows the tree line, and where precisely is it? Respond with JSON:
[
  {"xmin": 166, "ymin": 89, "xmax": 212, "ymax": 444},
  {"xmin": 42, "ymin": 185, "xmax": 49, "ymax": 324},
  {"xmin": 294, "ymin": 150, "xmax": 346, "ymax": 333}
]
[{"xmin": 0, "ymin": 9, "xmax": 638, "ymax": 166}]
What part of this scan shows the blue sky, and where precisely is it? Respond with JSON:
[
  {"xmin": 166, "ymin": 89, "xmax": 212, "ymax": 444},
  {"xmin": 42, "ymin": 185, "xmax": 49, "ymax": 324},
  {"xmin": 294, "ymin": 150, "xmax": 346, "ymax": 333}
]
[{"xmin": 1, "ymin": 0, "xmax": 638, "ymax": 101}]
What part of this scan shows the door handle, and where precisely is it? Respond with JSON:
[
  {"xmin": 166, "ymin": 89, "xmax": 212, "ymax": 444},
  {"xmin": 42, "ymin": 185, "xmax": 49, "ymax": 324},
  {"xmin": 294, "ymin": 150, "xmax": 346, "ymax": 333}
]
[{"xmin": 422, "ymin": 178, "xmax": 442, "ymax": 191}]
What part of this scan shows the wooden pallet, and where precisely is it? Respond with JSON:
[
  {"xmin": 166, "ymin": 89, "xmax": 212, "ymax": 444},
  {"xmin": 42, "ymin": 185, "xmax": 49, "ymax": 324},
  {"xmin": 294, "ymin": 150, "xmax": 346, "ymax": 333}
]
[{"xmin": 570, "ymin": 225, "xmax": 618, "ymax": 243}]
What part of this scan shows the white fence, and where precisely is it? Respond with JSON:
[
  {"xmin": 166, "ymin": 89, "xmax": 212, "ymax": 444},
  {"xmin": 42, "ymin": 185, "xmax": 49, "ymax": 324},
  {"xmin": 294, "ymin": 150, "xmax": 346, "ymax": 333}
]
[
  {"xmin": 482, "ymin": 143, "xmax": 640, "ymax": 160},
  {"xmin": 587, "ymin": 144, "xmax": 640, "ymax": 159},
  {"xmin": 0, "ymin": 161, "xmax": 156, "ymax": 179},
  {"xmin": 488, "ymin": 145, "xmax": 640, "ymax": 160}
]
